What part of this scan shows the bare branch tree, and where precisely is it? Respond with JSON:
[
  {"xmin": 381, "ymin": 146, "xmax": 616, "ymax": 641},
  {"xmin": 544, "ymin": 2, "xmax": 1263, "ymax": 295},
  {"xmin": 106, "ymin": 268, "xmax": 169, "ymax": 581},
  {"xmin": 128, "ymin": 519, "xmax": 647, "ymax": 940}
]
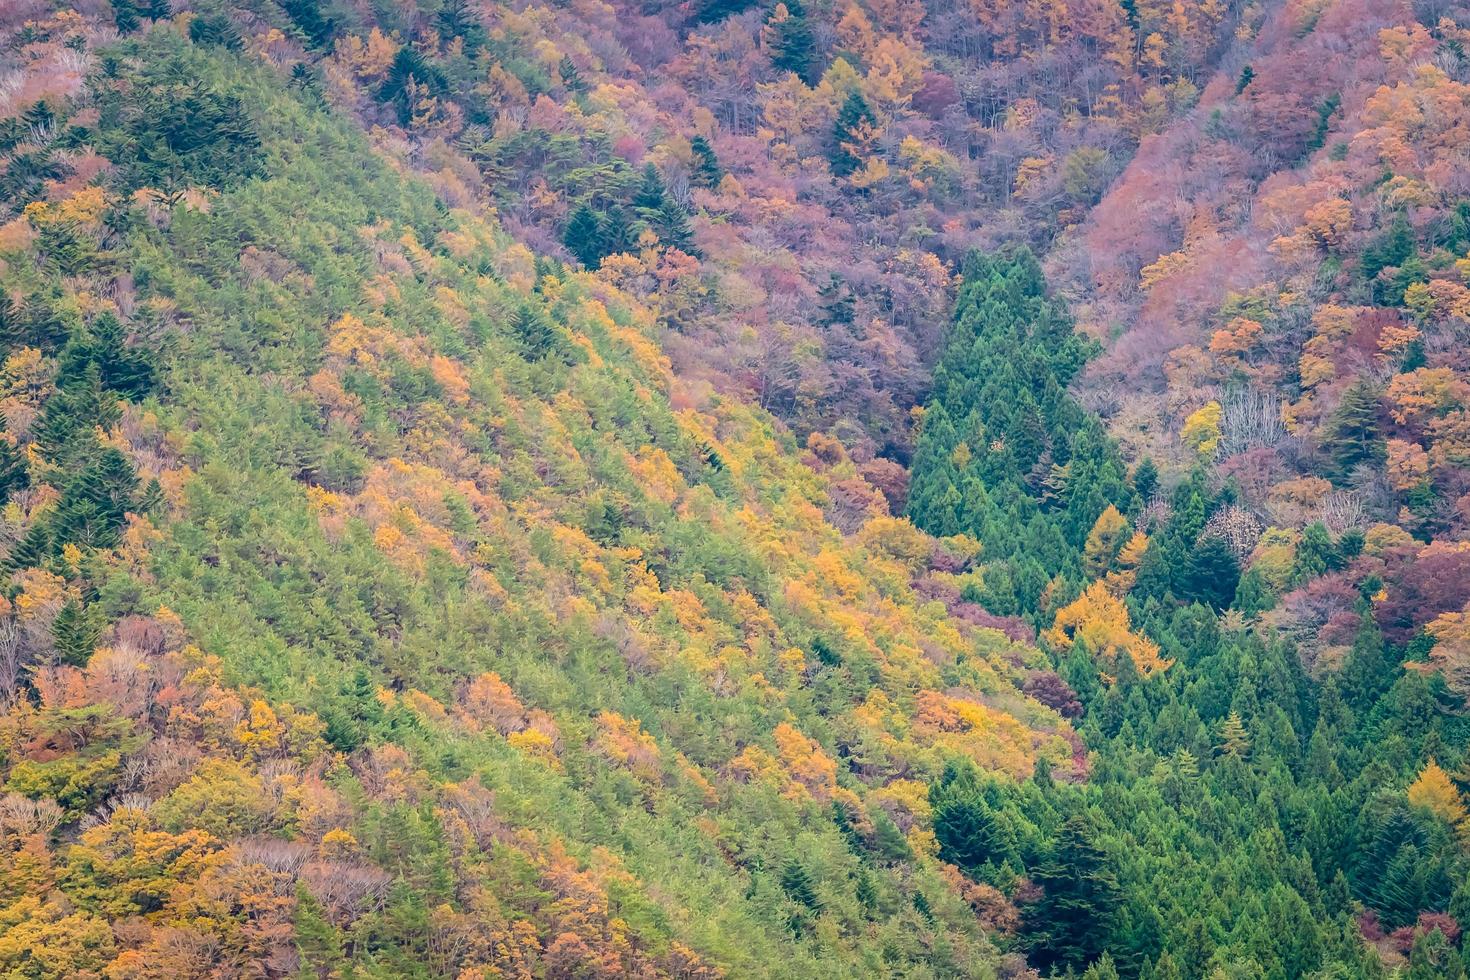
[
  {"xmin": 0, "ymin": 619, "xmax": 21, "ymax": 706},
  {"xmin": 1319, "ymin": 490, "xmax": 1367, "ymax": 533},
  {"xmin": 1201, "ymin": 505, "xmax": 1265, "ymax": 559},
  {"xmin": 1219, "ymin": 387, "xmax": 1286, "ymax": 455}
]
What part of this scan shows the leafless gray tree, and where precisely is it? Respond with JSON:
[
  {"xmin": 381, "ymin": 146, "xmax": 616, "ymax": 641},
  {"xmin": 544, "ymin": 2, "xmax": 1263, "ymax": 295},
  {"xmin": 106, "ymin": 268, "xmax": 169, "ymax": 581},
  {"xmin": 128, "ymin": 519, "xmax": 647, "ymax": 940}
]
[{"xmin": 1219, "ymin": 387, "xmax": 1286, "ymax": 455}]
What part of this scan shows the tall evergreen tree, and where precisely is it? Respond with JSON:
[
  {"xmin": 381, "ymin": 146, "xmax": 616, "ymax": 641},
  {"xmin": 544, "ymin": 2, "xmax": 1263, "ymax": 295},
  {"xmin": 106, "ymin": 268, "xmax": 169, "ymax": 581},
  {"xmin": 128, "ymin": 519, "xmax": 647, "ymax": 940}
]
[
  {"xmin": 1176, "ymin": 535, "xmax": 1240, "ymax": 611},
  {"xmin": 780, "ymin": 858, "xmax": 821, "ymax": 911},
  {"xmin": 558, "ymin": 55, "xmax": 586, "ymax": 95},
  {"xmin": 1320, "ymin": 379, "xmax": 1384, "ymax": 481},
  {"xmin": 512, "ymin": 305, "xmax": 564, "ymax": 360},
  {"xmin": 58, "ymin": 313, "xmax": 157, "ymax": 399},
  {"xmin": 690, "ymin": 135, "xmax": 723, "ymax": 189},
  {"xmin": 281, "ymin": 0, "xmax": 337, "ymax": 49},
  {"xmin": 1132, "ymin": 456, "xmax": 1159, "ymax": 501},
  {"xmin": 768, "ymin": 0, "xmax": 818, "ymax": 83},
  {"xmin": 931, "ymin": 762, "xmax": 1017, "ymax": 876},
  {"xmin": 1022, "ymin": 815, "xmax": 1121, "ymax": 973},
  {"xmin": 563, "ymin": 205, "xmax": 603, "ymax": 267},
  {"xmin": 830, "ymin": 90, "xmax": 876, "ymax": 178},
  {"xmin": 52, "ymin": 600, "xmax": 103, "ymax": 667}
]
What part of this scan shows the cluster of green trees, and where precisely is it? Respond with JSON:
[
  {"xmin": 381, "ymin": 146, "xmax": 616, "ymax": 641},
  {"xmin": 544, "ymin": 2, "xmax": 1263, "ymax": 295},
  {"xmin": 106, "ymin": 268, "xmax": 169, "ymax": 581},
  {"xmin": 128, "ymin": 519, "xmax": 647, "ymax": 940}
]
[
  {"xmin": 0, "ymin": 27, "xmax": 1069, "ymax": 977},
  {"xmin": 562, "ymin": 162, "xmax": 695, "ymax": 266},
  {"xmin": 0, "ymin": 308, "xmax": 158, "ymax": 577},
  {"xmin": 911, "ymin": 253, "xmax": 1470, "ymax": 976},
  {"xmin": 906, "ymin": 249, "xmax": 1133, "ymax": 617},
  {"xmin": 933, "ymin": 610, "xmax": 1470, "ymax": 976}
]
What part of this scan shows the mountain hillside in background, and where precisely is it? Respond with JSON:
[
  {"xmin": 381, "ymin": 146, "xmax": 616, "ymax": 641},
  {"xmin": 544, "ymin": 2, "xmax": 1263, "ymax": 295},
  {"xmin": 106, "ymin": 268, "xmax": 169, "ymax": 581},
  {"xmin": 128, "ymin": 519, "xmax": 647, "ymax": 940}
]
[{"xmin": 1, "ymin": 0, "xmax": 1470, "ymax": 976}]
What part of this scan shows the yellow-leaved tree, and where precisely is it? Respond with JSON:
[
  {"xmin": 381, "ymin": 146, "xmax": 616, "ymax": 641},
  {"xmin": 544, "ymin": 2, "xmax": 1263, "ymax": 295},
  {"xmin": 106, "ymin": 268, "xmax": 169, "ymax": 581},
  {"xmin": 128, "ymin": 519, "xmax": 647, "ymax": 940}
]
[
  {"xmin": 1105, "ymin": 530, "xmax": 1151, "ymax": 595},
  {"xmin": 1181, "ymin": 401, "xmax": 1223, "ymax": 459},
  {"xmin": 1083, "ymin": 505, "xmax": 1130, "ymax": 578},
  {"xmin": 1044, "ymin": 581, "xmax": 1173, "ymax": 679},
  {"xmin": 1407, "ymin": 759, "xmax": 1469, "ymax": 836}
]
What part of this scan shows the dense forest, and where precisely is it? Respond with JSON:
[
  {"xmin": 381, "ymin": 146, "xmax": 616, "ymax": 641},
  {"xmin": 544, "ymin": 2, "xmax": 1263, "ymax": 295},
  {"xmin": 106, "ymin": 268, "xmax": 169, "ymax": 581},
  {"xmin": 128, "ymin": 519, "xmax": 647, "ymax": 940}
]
[{"xmin": 0, "ymin": 0, "xmax": 1469, "ymax": 976}]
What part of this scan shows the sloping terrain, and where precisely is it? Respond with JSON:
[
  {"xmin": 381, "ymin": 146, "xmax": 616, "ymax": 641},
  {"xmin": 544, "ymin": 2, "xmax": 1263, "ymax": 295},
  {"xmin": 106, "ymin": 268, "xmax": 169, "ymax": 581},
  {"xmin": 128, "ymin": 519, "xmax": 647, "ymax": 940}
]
[
  {"xmin": 4, "ymin": 0, "xmax": 1470, "ymax": 976},
  {"xmin": 0, "ymin": 10, "xmax": 1076, "ymax": 979}
]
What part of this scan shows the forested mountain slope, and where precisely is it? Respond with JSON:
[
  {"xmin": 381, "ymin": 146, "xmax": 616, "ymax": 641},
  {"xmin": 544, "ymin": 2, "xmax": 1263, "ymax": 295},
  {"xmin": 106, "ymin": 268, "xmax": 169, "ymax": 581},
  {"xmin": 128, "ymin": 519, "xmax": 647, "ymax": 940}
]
[
  {"xmin": 0, "ymin": 12, "xmax": 1075, "ymax": 978},
  {"xmin": 895, "ymin": 0, "xmax": 1470, "ymax": 968},
  {"xmin": 219, "ymin": 0, "xmax": 1252, "ymax": 449},
  {"xmin": 2, "ymin": 0, "xmax": 1470, "ymax": 977}
]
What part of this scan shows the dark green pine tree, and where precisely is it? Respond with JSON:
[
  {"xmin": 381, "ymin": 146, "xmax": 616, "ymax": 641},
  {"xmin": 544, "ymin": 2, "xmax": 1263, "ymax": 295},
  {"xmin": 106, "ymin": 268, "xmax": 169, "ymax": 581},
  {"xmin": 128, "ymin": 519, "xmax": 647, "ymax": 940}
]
[
  {"xmin": 600, "ymin": 205, "xmax": 637, "ymax": 257},
  {"xmin": 436, "ymin": 0, "xmax": 487, "ymax": 57},
  {"xmin": 138, "ymin": 477, "xmax": 165, "ymax": 516},
  {"xmin": 378, "ymin": 47, "xmax": 446, "ymax": 124},
  {"xmin": 930, "ymin": 762, "xmax": 1016, "ymax": 876},
  {"xmin": 31, "ymin": 363, "xmax": 121, "ymax": 471},
  {"xmin": 1374, "ymin": 841, "xmax": 1428, "ymax": 928},
  {"xmin": 58, "ymin": 312, "xmax": 157, "ymax": 399},
  {"xmin": 558, "ymin": 56, "xmax": 586, "ymax": 95},
  {"xmin": 689, "ymin": 135, "xmax": 723, "ymax": 189},
  {"xmin": 1176, "ymin": 535, "xmax": 1240, "ymax": 611},
  {"xmin": 1023, "ymin": 815, "xmax": 1122, "ymax": 973},
  {"xmin": 290, "ymin": 63, "xmax": 322, "ymax": 103},
  {"xmin": 17, "ymin": 297, "xmax": 69, "ymax": 352},
  {"xmin": 830, "ymin": 799, "xmax": 866, "ymax": 854},
  {"xmin": 52, "ymin": 600, "xmax": 103, "ymax": 667},
  {"xmin": 5, "ymin": 522, "xmax": 50, "ymax": 572},
  {"xmin": 1132, "ymin": 456, "xmax": 1159, "ymax": 501},
  {"xmin": 655, "ymin": 198, "xmax": 695, "ymax": 253},
  {"xmin": 1320, "ymin": 379, "xmax": 1384, "ymax": 481},
  {"xmin": 768, "ymin": 0, "xmax": 818, "ymax": 84},
  {"xmin": 188, "ymin": 13, "xmax": 244, "ymax": 50},
  {"xmin": 780, "ymin": 858, "xmax": 821, "ymax": 911},
  {"xmin": 111, "ymin": 0, "xmax": 142, "ymax": 33},
  {"xmin": 512, "ymin": 305, "xmax": 563, "ymax": 360},
  {"xmin": 562, "ymin": 205, "xmax": 604, "ymax": 267},
  {"xmin": 633, "ymin": 163, "xmax": 668, "ymax": 214},
  {"xmin": 633, "ymin": 164, "xmax": 693, "ymax": 250},
  {"xmin": 281, "ymin": 0, "xmax": 336, "ymax": 49},
  {"xmin": 52, "ymin": 447, "xmax": 139, "ymax": 550},
  {"xmin": 830, "ymin": 90, "xmax": 876, "ymax": 178},
  {"xmin": 1361, "ymin": 213, "xmax": 1415, "ymax": 284}
]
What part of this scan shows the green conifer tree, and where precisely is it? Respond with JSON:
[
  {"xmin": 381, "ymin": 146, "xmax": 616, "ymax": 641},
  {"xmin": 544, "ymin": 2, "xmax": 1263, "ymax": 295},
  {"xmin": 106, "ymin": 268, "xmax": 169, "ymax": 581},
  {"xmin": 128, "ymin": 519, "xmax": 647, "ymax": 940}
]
[
  {"xmin": 769, "ymin": 0, "xmax": 818, "ymax": 84},
  {"xmin": 562, "ymin": 205, "xmax": 604, "ymax": 267},
  {"xmin": 830, "ymin": 90, "xmax": 876, "ymax": 178},
  {"xmin": 1022, "ymin": 815, "xmax": 1122, "ymax": 972},
  {"xmin": 690, "ymin": 135, "xmax": 723, "ymax": 189},
  {"xmin": 780, "ymin": 858, "xmax": 821, "ymax": 911},
  {"xmin": 1320, "ymin": 379, "xmax": 1384, "ymax": 481}
]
